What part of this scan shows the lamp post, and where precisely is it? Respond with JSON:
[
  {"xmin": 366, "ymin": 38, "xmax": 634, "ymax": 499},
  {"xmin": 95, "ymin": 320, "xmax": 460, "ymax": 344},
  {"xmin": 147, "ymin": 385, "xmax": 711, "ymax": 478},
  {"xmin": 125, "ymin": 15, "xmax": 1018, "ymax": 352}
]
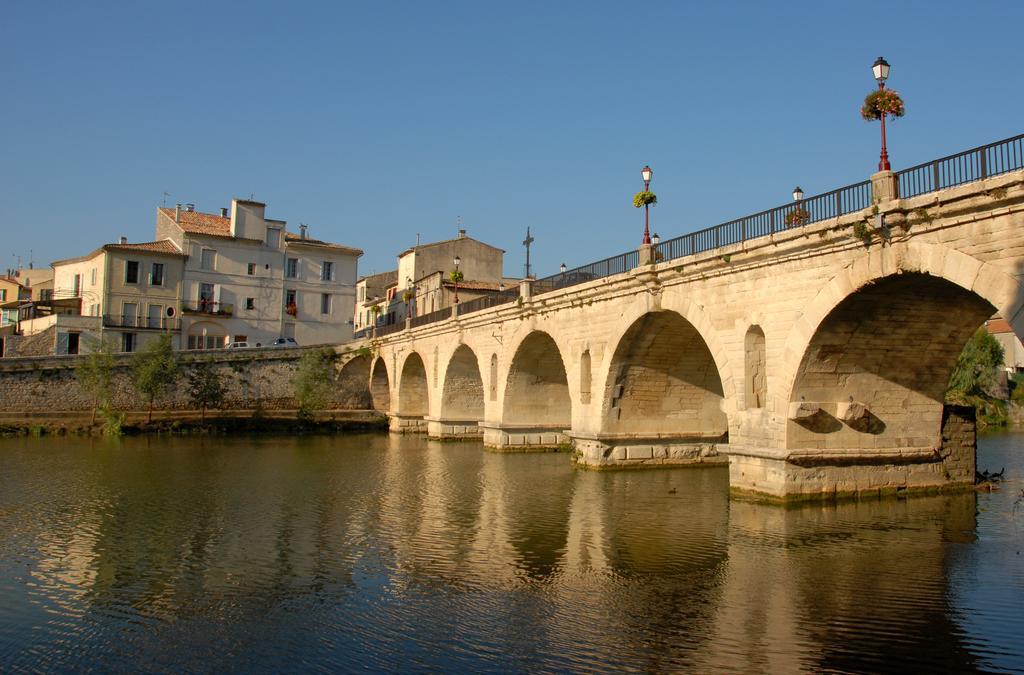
[
  {"xmin": 453, "ymin": 255, "xmax": 461, "ymax": 305},
  {"xmin": 560, "ymin": 263, "xmax": 567, "ymax": 273},
  {"xmin": 641, "ymin": 165, "xmax": 653, "ymax": 244},
  {"xmin": 872, "ymin": 56, "xmax": 892, "ymax": 171},
  {"xmin": 792, "ymin": 186, "xmax": 804, "ymax": 202},
  {"xmin": 652, "ymin": 233, "xmax": 660, "ymax": 245}
]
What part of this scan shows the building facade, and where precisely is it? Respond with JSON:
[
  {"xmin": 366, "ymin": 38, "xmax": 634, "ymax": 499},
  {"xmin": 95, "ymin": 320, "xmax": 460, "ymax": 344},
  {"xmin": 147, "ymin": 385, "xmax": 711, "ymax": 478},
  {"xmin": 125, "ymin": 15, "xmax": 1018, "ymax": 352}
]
[
  {"xmin": 156, "ymin": 200, "xmax": 362, "ymax": 348},
  {"xmin": 51, "ymin": 240, "xmax": 187, "ymax": 353}
]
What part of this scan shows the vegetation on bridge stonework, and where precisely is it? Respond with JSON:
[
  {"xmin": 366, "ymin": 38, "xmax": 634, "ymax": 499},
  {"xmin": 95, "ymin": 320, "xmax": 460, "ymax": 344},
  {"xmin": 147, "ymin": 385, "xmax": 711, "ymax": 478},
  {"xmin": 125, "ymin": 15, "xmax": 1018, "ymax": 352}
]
[{"xmin": 946, "ymin": 327, "xmax": 1008, "ymax": 429}]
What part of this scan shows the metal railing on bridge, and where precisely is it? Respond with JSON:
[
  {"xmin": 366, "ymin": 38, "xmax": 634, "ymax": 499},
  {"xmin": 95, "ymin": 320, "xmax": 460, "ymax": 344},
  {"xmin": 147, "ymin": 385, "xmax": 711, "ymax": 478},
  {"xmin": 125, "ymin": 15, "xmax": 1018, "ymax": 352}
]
[
  {"xmin": 897, "ymin": 133, "xmax": 1024, "ymax": 199},
  {"xmin": 457, "ymin": 288, "xmax": 519, "ymax": 315},
  {"xmin": 367, "ymin": 132, "xmax": 1024, "ymax": 338}
]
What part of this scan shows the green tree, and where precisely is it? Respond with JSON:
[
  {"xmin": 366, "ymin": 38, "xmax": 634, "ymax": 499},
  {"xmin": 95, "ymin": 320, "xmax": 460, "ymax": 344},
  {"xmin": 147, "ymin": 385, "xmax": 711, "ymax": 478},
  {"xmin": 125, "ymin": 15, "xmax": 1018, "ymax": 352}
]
[
  {"xmin": 76, "ymin": 337, "xmax": 117, "ymax": 426},
  {"xmin": 292, "ymin": 347, "xmax": 337, "ymax": 420},
  {"xmin": 947, "ymin": 327, "xmax": 1005, "ymax": 400},
  {"xmin": 187, "ymin": 362, "xmax": 225, "ymax": 423},
  {"xmin": 131, "ymin": 334, "xmax": 179, "ymax": 423}
]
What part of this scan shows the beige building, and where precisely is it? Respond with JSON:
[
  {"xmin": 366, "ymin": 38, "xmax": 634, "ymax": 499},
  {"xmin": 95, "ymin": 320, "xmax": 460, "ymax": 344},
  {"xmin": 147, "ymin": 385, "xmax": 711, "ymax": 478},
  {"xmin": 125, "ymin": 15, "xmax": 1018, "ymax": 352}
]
[
  {"xmin": 156, "ymin": 200, "xmax": 363, "ymax": 348},
  {"xmin": 355, "ymin": 230, "xmax": 516, "ymax": 334},
  {"xmin": 51, "ymin": 239, "xmax": 186, "ymax": 353}
]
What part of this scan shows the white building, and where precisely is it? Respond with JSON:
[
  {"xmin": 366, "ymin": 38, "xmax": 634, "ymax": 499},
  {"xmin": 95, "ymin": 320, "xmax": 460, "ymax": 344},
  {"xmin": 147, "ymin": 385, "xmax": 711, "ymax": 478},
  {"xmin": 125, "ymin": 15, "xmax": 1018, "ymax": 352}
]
[{"xmin": 155, "ymin": 200, "xmax": 362, "ymax": 348}]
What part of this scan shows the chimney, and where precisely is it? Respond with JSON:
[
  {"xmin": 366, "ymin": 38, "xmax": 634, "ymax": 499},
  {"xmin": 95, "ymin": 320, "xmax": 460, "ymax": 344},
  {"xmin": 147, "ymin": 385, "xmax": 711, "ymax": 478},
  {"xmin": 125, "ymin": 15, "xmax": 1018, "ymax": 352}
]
[
  {"xmin": 220, "ymin": 207, "xmax": 228, "ymax": 217},
  {"xmin": 299, "ymin": 224, "xmax": 308, "ymax": 240},
  {"xmin": 119, "ymin": 236, "xmax": 128, "ymax": 245},
  {"xmin": 186, "ymin": 203, "xmax": 195, "ymax": 212},
  {"xmin": 458, "ymin": 229, "xmax": 466, "ymax": 239},
  {"xmin": 175, "ymin": 203, "xmax": 181, "ymax": 222}
]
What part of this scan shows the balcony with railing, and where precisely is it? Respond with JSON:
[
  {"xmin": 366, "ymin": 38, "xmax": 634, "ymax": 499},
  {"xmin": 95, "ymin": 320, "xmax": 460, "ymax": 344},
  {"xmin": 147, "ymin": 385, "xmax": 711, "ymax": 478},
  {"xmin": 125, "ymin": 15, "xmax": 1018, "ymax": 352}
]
[
  {"xmin": 182, "ymin": 301, "xmax": 233, "ymax": 316},
  {"xmin": 102, "ymin": 315, "xmax": 181, "ymax": 330}
]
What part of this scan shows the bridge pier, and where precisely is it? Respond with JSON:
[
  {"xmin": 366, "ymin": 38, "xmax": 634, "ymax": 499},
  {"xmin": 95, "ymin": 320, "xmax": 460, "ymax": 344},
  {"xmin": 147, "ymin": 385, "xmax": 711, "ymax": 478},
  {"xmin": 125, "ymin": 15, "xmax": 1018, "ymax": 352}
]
[
  {"xmin": 481, "ymin": 423, "xmax": 569, "ymax": 452},
  {"xmin": 426, "ymin": 417, "xmax": 483, "ymax": 440},
  {"xmin": 388, "ymin": 413, "xmax": 427, "ymax": 434},
  {"xmin": 570, "ymin": 433, "xmax": 727, "ymax": 469},
  {"xmin": 728, "ymin": 406, "xmax": 977, "ymax": 501}
]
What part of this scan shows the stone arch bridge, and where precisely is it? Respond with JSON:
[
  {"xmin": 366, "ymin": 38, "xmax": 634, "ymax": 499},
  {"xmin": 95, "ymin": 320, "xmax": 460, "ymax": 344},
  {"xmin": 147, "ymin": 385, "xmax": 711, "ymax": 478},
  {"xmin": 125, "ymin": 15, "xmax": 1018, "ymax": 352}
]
[{"xmin": 336, "ymin": 136, "xmax": 1024, "ymax": 501}]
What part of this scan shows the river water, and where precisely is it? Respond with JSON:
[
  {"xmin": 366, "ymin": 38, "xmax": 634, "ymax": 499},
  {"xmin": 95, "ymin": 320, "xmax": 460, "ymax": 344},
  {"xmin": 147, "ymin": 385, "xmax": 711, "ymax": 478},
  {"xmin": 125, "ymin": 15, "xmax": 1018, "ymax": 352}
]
[{"xmin": 0, "ymin": 432, "xmax": 1022, "ymax": 673}]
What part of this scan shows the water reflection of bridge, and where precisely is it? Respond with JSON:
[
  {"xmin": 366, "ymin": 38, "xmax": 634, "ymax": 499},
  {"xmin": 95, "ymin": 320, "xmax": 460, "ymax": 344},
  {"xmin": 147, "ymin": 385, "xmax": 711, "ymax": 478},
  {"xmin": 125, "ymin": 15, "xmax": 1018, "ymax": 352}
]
[{"xmin": 20, "ymin": 436, "xmax": 982, "ymax": 671}]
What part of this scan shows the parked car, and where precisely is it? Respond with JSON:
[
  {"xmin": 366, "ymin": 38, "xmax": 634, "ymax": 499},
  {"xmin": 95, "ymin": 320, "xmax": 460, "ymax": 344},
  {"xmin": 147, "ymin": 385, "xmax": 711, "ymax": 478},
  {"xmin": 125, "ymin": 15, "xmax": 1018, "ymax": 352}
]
[
  {"xmin": 226, "ymin": 341, "xmax": 252, "ymax": 349},
  {"xmin": 271, "ymin": 337, "xmax": 299, "ymax": 348}
]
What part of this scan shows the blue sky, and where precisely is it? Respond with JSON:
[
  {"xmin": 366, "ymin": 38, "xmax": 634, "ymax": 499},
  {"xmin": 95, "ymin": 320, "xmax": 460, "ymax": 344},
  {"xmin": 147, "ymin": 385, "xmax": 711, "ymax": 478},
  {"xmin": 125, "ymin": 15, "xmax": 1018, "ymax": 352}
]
[{"xmin": 2, "ymin": 1, "xmax": 1022, "ymax": 278}]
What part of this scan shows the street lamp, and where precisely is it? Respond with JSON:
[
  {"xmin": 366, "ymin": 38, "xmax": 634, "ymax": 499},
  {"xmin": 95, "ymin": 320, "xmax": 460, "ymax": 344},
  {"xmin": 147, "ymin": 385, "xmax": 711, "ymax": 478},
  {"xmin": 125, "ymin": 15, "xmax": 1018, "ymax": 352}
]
[
  {"xmin": 872, "ymin": 56, "xmax": 892, "ymax": 171},
  {"xmin": 453, "ymin": 255, "xmax": 461, "ymax": 304},
  {"xmin": 641, "ymin": 165, "xmax": 653, "ymax": 245},
  {"xmin": 560, "ymin": 263, "xmax": 567, "ymax": 273},
  {"xmin": 652, "ymin": 233, "xmax": 660, "ymax": 245},
  {"xmin": 792, "ymin": 186, "xmax": 804, "ymax": 202}
]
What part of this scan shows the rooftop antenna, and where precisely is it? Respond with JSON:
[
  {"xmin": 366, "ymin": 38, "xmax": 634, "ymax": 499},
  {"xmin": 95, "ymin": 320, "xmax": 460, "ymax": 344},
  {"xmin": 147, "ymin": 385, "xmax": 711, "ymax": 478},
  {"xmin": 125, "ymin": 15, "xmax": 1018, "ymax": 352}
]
[
  {"xmin": 162, "ymin": 191, "xmax": 170, "ymax": 207},
  {"xmin": 456, "ymin": 215, "xmax": 463, "ymax": 237},
  {"xmin": 416, "ymin": 233, "xmax": 421, "ymax": 248},
  {"xmin": 523, "ymin": 226, "xmax": 535, "ymax": 279}
]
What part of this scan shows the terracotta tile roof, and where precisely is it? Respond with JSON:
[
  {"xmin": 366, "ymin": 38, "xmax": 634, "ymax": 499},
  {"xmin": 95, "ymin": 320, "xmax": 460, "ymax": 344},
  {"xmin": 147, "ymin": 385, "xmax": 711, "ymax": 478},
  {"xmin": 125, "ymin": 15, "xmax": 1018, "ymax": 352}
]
[
  {"xmin": 105, "ymin": 240, "xmax": 185, "ymax": 257},
  {"xmin": 987, "ymin": 318, "xmax": 1013, "ymax": 334},
  {"xmin": 159, "ymin": 207, "xmax": 230, "ymax": 236},
  {"xmin": 284, "ymin": 232, "xmax": 363, "ymax": 256}
]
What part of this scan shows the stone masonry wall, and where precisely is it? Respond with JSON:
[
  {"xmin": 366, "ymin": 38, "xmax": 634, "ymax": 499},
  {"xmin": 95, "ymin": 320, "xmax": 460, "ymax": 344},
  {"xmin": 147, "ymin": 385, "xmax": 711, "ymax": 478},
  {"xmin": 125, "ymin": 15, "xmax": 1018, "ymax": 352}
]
[
  {"xmin": 0, "ymin": 347, "xmax": 373, "ymax": 413},
  {"xmin": 940, "ymin": 404, "xmax": 977, "ymax": 485}
]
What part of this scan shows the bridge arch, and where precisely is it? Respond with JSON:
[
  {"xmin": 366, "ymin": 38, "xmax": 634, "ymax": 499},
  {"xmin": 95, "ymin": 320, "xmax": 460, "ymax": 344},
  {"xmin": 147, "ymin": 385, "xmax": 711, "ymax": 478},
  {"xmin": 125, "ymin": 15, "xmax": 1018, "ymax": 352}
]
[
  {"xmin": 781, "ymin": 242, "xmax": 1024, "ymax": 450},
  {"xmin": 601, "ymin": 311, "xmax": 728, "ymax": 439},
  {"xmin": 502, "ymin": 330, "xmax": 572, "ymax": 427},
  {"xmin": 369, "ymin": 356, "xmax": 390, "ymax": 412},
  {"xmin": 337, "ymin": 354, "xmax": 373, "ymax": 409},
  {"xmin": 397, "ymin": 351, "xmax": 429, "ymax": 416},
  {"xmin": 440, "ymin": 344, "xmax": 485, "ymax": 420}
]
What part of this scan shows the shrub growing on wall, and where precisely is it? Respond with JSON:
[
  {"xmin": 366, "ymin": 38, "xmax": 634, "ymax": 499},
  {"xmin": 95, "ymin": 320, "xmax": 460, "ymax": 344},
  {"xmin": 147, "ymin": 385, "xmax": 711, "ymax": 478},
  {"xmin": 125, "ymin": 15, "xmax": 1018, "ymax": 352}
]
[
  {"xmin": 131, "ymin": 334, "xmax": 179, "ymax": 423},
  {"xmin": 293, "ymin": 347, "xmax": 338, "ymax": 420},
  {"xmin": 76, "ymin": 337, "xmax": 117, "ymax": 429},
  {"xmin": 187, "ymin": 362, "xmax": 225, "ymax": 423}
]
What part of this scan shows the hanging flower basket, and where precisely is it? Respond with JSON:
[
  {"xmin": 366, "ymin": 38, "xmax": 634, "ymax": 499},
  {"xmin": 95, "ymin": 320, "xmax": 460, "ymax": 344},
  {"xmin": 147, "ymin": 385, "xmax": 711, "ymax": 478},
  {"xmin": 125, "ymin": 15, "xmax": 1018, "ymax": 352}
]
[
  {"xmin": 633, "ymin": 191, "xmax": 658, "ymax": 208},
  {"xmin": 784, "ymin": 207, "xmax": 810, "ymax": 227},
  {"xmin": 449, "ymin": 270, "xmax": 464, "ymax": 283},
  {"xmin": 861, "ymin": 89, "xmax": 905, "ymax": 121},
  {"xmin": 402, "ymin": 290, "xmax": 414, "ymax": 303}
]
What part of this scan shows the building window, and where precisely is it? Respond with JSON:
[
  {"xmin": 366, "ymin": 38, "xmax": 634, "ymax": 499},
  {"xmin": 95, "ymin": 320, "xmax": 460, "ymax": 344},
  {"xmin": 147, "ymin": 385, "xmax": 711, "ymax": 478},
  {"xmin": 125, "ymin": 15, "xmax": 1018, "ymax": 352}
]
[
  {"xmin": 90, "ymin": 268, "xmax": 97, "ymax": 285},
  {"xmin": 73, "ymin": 274, "xmax": 81, "ymax": 297},
  {"xmin": 358, "ymin": 286, "xmax": 365, "ymax": 302},
  {"xmin": 266, "ymin": 228, "xmax": 280, "ymax": 249},
  {"xmin": 321, "ymin": 261, "xmax": 334, "ymax": 281},
  {"xmin": 285, "ymin": 258, "xmax": 298, "ymax": 279},
  {"xmin": 0, "ymin": 290, "xmax": 5, "ymax": 301},
  {"xmin": 320, "ymin": 293, "xmax": 331, "ymax": 315},
  {"xmin": 201, "ymin": 249, "xmax": 216, "ymax": 271},
  {"xmin": 40, "ymin": 289, "xmax": 53, "ymax": 301},
  {"xmin": 151, "ymin": 262, "xmax": 164, "ymax": 286},
  {"xmin": 122, "ymin": 333, "xmax": 136, "ymax": 353},
  {"xmin": 246, "ymin": 297, "xmax": 255, "ymax": 310},
  {"xmin": 247, "ymin": 263, "xmax": 256, "ymax": 275},
  {"xmin": 125, "ymin": 261, "xmax": 140, "ymax": 284},
  {"xmin": 285, "ymin": 289, "xmax": 297, "ymax": 316}
]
